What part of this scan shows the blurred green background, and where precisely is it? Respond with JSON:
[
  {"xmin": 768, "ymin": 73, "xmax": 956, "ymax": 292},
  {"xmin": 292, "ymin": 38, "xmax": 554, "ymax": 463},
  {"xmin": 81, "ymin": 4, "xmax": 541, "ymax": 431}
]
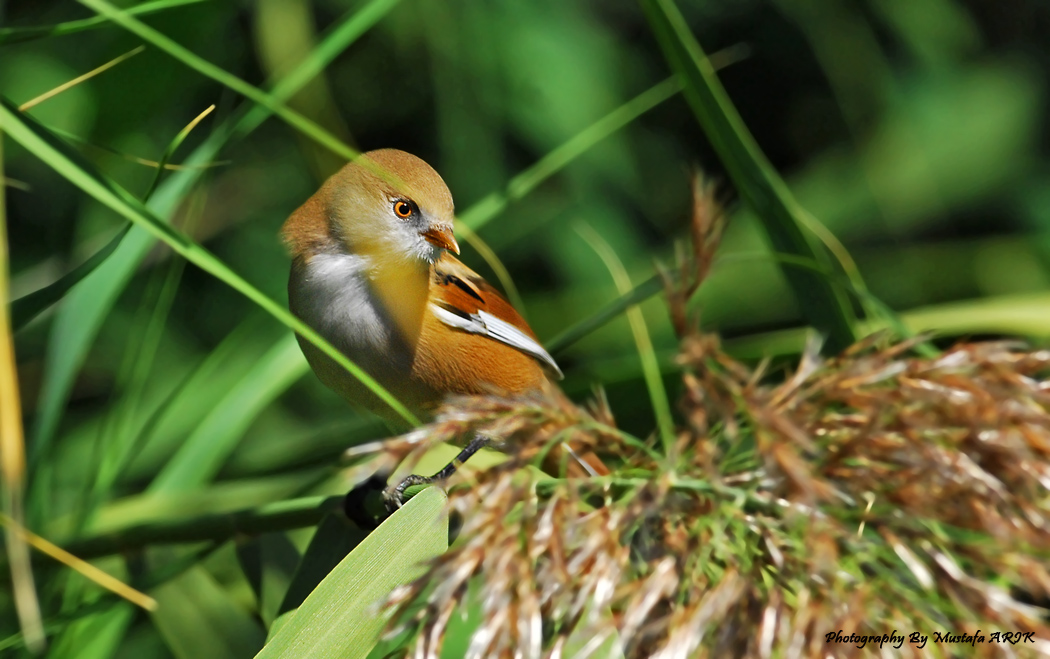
[{"xmin": 3, "ymin": 0, "xmax": 1050, "ymax": 655}]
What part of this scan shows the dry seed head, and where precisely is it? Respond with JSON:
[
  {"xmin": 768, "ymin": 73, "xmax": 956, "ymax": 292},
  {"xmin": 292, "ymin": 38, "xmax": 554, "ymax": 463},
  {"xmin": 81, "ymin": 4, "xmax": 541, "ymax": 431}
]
[{"xmin": 368, "ymin": 177, "xmax": 1050, "ymax": 656}]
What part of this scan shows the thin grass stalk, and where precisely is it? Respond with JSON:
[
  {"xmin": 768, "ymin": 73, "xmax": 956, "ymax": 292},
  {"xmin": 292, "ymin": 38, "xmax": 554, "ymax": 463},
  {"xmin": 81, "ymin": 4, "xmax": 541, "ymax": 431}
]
[
  {"xmin": 81, "ymin": 0, "xmax": 360, "ymax": 162},
  {"xmin": 39, "ymin": 125, "xmax": 228, "ymax": 172},
  {"xmin": 10, "ymin": 224, "xmax": 130, "ymax": 331},
  {"xmin": 576, "ymin": 223, "xmax": 676, "ymax": 454},
  {"xmin": 0, "ymin": 514, "xmax": 156, "ymax": 611},
  {"xmin": 460, "ymin": 45, "xmax": 748, "ymax": 233},
  {"xmin": 0, "ymin": 131, "xmax": 45, "ymax": 653},
  {"xmin": 456, "ymin": 222, "xmax": 526, "ymax": 318},
  {"xmin": 638, "ymin": 0, "xmax": 856, "ymax": 354},
  {"xmin": 0, "ymin": 0, "xmax": 204, "ymax": 44},
  {"xmin": 548, "ymin": 274, "xmax": 664, "ymax": 356},
  {"xmin": 18, "ymin": 46, "xmax": 145, "ymax": 112},
  {"xmin": 63, "ymin": 496, "xmax": 342, "ymax": 559}
]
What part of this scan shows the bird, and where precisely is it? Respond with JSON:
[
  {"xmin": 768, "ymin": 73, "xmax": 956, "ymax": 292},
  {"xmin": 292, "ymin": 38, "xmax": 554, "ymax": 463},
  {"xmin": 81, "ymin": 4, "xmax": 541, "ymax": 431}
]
[{"xmin": 282, "ymin": 149, "xmax": 605, "ymax": 506}]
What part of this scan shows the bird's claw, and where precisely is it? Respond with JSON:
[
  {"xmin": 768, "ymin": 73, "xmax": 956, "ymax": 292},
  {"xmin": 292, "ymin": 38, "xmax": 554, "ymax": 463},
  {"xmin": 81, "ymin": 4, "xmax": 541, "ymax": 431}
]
[{"xmin": 382, "ymin": 473, "xmax": 436, "ymax": 512}]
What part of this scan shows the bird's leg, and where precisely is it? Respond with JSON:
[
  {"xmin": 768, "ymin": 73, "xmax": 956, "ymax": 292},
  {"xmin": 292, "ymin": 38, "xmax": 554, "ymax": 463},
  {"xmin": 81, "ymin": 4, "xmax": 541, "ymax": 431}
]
[{"xmin": 384, "ymin": 433, "xmax": 490, "ymax": 511}]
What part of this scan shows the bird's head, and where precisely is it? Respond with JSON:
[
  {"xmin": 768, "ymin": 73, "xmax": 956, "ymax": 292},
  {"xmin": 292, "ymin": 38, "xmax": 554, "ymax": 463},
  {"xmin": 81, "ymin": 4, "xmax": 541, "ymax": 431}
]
[{"xmin": 282, "ymin": 148, "xmax": 459, "ymax": 266}]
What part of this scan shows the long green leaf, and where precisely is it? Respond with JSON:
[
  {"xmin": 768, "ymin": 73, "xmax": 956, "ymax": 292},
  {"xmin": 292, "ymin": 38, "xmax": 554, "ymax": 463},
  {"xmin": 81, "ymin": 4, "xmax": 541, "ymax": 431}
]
[
  {"xmin": 110, "ymin": 317, "xmax": 281, "ymax": 484},
  {"xmin": 458, "ymin": 45, "xmax": 747, "ymax": 233},
  {"xmin": 80, "ymin": 0, "xmax": 358, "ymax": 162},
  {"xmin": 638, "ymin": 0, "xmax": 856, "ymax": 353},
  {"xmin": 576, "ymin": 223, "xmax": 675, "ymax": 453},
  {"xmin": 236, "ymin": 533, "xmax": 302, "ymax": 628},
  {"xmin": 277, "ymin": 513, "xmax": 368, "ymax": 618},
  {"xmin": 726, "ymin": 291, "xmax": 1050, "ymax": 359},
  {"xmin": 112, "ymin": 318, "xmax": 286, "ymax": 484},
  {"xmin": 148, "ymin": 336, "xmax": 308, "ymax": 493},
  {"xmin": 151, "ymin": 565, "xmax": 266, "ymax": 659},
  {"xmin": 68, "ymin": 495, "xmax": 342, "ymax": 559},
  {"xmin": 47, "ymin": 604, "xmax": 134, "ymax": 659},
  {"xmin": 0, "ymin": 0, "xmax": 206, "ymax": 45},
  {"xmin": 270, "ymin": 513, "xmax": 369, "ymax": 638},
  {"xmin": 256, "ymin": 487, "xmax": 448, "ymax": 659},
  {"xmin": 460, "ymin": 78, "xmax": 681, "ymax": 232},
  {"xmin": 10, "ymin": 224, "xmax": 130, "ymax": 331},
  {"xmin": 0, "ymin": 99, "xmax": 418, "ymax": 427}
]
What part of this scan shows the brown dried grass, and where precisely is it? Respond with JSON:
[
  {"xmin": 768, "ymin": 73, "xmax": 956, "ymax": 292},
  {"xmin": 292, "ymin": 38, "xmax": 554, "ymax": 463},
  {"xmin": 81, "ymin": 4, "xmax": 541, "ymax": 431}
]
[{"xmin": 372, "ymin": 177, "xmax": 1050, "ymax": 658}]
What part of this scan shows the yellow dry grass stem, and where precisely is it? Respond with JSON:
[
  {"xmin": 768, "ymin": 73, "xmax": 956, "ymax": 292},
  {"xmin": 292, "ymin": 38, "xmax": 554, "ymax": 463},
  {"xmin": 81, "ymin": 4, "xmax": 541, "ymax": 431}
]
[
  {"xmin": 0, "ymin": 514, "xmax": 158, "ymax": 611},
  {"xmin": 0, "ymin": 131, "xmax": 45, "ymax": 652},
  {"xmin": 19, "ymin": 45, "xmax": 146, "ymax": 111}
]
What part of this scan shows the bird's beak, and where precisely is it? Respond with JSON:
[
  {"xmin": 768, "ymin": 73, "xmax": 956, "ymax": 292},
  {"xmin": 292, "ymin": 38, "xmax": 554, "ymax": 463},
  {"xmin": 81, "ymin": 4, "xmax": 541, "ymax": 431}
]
[{"xmin": 420, "ymin": 224, "xmax": 460, "ymax": 255}]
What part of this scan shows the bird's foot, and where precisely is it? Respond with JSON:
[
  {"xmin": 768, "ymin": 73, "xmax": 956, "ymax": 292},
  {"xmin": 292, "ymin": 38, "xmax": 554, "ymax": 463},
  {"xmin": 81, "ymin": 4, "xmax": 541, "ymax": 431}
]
[
  {"xmin": 382, "ymin": 434, "xmax": 491, "ymax": 512},
  {"xmin": 382, "ymin": 473, "xmax": 437, "ymax": 511}
]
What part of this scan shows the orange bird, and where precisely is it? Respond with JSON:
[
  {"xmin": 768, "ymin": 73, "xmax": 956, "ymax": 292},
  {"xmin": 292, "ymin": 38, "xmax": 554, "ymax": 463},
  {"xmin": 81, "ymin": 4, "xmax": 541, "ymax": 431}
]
[{"xmin": 282, "ymin": 149, "xmax": 604, "ymax": 505}]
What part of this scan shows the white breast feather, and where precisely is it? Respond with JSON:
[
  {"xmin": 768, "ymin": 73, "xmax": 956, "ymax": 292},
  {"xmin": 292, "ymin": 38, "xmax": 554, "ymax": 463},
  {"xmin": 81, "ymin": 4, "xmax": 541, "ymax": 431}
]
[{"xmin": 293, "ymin": 253, "xmax": 398, "ymax": 364}]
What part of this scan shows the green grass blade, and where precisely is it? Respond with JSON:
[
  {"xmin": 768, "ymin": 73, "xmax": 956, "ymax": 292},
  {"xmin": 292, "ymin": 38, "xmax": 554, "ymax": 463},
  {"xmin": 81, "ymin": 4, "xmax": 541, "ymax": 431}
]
[
  {"xmin": 256, "ymin": 487, "xmax": 448, "ymax": 659},
  {"xmin": 0, "ymin": 98, "xmax": 419, "ymax": 427},
  {"xmin": 236, "ymin": 533, "xmax": 302, "ymax": 628},
  {"xmin": 0, "ymin": 0, "xmax": 205, "ymax": 45},
  {"xmin": 457, "ymin": 44, "xmax": 746, "ymax": 233},
  {"xmin": 276, "ymin": 513, "xmax": 368, "ymax": 620},
  {"xmin": 547, "ymin": 274, "xmax": 664, "ymax": 355},
  {"xmin": 142, "ymin": 104, "xmax": 215, "ymax": 201},
  {"xmin": 80, "ymin": 0, "xmax": 358, "ymax": 162},
  {"xmin": 148, "ymin": 336, "xmax": 308, "ymax": 494},
  {"xmin": 12, "ymin": 105, "xmax": 211, "ymax": 332},
  {"xmin": 109, "ymin": 318, "xmax": 284, "ymax": 484},
  {"xmin": 26, "ymin": 0, "xmax": 394, "ymax": 470},
  {"xmin": 151, "ymin": 565, "xmax": 266, "ymax": 659},
  {"xmin": 576, "ymin": 223, "xmax": 675, "ymax": 454},
  {"xmin": 638, "ymin": 0, "xmax": 857, "ymax": 353},
  {"xmin": 258, "ymin": 0, "xmax": 402, "ymax": 124},
  {"xmin": 459, "ymin": 77, "xmax": 681, "ymax": 232},
  {"xmin": 67, "ymin": 495, "xmax": 342, "ymax": 559},
  {"xmin": 723, "ymin": 289, "xmax": 1050, "ymax": 360},
  {"xmin": 9, "ymin": 224, "xmax": 130, "ymax": 331},
  {"xmin": 47, "ymin": 604, "xmax": 134, "ymax": 659}
]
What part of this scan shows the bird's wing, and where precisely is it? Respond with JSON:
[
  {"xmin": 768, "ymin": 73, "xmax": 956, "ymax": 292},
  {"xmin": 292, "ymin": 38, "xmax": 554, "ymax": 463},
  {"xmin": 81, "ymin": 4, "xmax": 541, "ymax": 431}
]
[{"xmin": 430, "ymin": 254, "xmax": 563, "ymax": 379}]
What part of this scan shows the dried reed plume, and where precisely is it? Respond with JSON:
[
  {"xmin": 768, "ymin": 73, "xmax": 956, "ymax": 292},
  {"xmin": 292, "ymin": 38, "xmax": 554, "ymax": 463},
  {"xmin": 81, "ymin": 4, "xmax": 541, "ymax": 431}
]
[{"xmin": 371, "ymin": 176, "xmax": 1050, "ymax": 658}]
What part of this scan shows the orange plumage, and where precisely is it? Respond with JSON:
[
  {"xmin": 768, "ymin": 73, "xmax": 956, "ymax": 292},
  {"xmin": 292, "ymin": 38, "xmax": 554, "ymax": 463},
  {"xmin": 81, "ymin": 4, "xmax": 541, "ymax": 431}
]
[{"xmin": 283, "ymin": 149, "xmax": 606, "ymax": 479}]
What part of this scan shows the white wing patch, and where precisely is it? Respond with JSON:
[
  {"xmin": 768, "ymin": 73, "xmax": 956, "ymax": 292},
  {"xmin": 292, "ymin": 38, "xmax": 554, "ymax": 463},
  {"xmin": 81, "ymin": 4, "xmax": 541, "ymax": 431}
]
[{"xmin": 430, "ymin": 303, "xmax": 564, "ymax": 379}]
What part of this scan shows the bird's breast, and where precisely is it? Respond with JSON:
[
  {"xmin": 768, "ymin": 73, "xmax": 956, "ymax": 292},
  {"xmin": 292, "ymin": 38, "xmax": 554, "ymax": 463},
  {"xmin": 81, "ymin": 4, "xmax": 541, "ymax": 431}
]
[
  {"xmin": 288, "ymin": 252, "xmax": 548, "ymax": 419},
  {"xmin": 290, "ymin": 253, "xmax": 403, "ymax": 364},
  {"xmin": 289, "ymin": 252, "xmax": 429, "ymax": 413}
]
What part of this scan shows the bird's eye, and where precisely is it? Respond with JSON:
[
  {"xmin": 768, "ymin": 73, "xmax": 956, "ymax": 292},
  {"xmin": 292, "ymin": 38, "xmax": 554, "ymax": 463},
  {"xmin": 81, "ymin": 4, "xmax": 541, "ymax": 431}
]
[{"xmin": 393, "ymin": 200, "xmax": 414, "ymax": 218}]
